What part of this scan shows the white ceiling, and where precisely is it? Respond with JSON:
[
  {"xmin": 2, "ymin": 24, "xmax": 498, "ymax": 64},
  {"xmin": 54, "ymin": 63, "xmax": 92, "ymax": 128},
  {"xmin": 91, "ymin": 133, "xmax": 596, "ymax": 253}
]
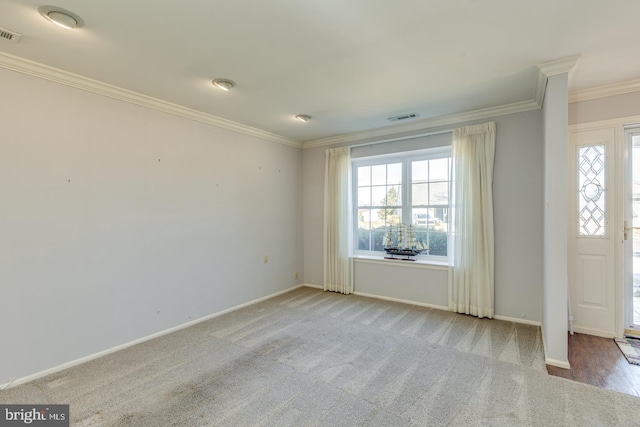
[{"xmin": 1, "ymin": 0, "xmax": 639, "ymax": 144}]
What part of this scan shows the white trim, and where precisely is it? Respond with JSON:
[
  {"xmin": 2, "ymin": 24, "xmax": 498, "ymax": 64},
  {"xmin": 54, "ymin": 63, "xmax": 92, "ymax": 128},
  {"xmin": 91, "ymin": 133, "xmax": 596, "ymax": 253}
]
[
  {"xmin": 0, "ymin": 285, "xmax": 306, "ymax": 391},
  {"xmin": 301, "ymin": 56, "xmax": 582, "ymax": 149},
  {"xmin": 302, "ymin": 99, "xmax": 539, "ymax": 149},
  {"xmin": 352, "ymin": 291, "xmax": 543, "ymax": 326},
  {"xmin": 534, "ymin": 67, "xmax": 548, "ymax": 107},
  {"xmin": 569, "ymin": 115, "xmax": 640, "ymax": 133},
  {"xmin": 306, "ymin": 284, "xmax": 542, "ymax": 326},
  {"xmin": 540, "ymin": 323, "xmax": 571, "ymax": 370},
  {"xmin": 353, "ymin": 256, "xmax": 449, "ymax": 271},
  {"xmin": 545, "ymin": 358, "xmax": 571, "ymax": 370},
  {"xmin": 571, "ymin": 326, "xmax": 617, "ymax": 339},
  {"xmin": 537, "ymin": 55, "xmax": 582, "ymax": 78},
  {"xmin": 570, "ymin": 79, "xmax": 640, "ymax": 104},
  {"xmin": 352, "ymin": 290, "xmax": 450, "ymax": 311},
  {"xmin": 0, "ymin": 52, "xmax": 301, "ymax": 149},
  {"xmin": 622, "ymin": 127, "xmax": 640, "ymax": 335},
  {"xmin": 494, "ymin": 315, "xmax": 542, "ymax": 327},
  {"xmin": 535, "ymin": 55, "xmax": 581, "ymax": 107},
  {"xmin": 303, "ymin": 283, "xmax": 323, "ymax": 290}
]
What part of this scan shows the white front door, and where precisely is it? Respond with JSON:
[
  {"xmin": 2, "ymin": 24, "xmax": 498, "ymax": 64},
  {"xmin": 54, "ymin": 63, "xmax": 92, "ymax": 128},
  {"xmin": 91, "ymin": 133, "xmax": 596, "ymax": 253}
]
[{"xmin": 568, "ymin": 126, "xmax": 618, "ymax": 337}]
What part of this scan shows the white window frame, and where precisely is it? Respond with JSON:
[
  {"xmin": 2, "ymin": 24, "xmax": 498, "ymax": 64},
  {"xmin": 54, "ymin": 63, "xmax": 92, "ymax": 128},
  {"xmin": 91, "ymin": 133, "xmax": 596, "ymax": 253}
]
[{"xmin": 352, "ymin": 146, "xmax": 451, "ymax": 263}]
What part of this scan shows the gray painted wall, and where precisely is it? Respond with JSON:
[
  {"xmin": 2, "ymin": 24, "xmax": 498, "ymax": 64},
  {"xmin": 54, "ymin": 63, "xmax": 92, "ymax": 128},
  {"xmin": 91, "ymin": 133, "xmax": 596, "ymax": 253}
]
[
  {"xmin": 0, "ymin": 67, "xmax": 303, "ymax": 384},
  {"xmin": 303, "ymin": 109, "xmax": 544, "ymax": 322},
  {"xmin": 354, "ymin": 261, "xmax": 449, "ymax": 308},
  {"xmin": 569, "ymin": 91, "xmax": 640, "ymax": 125}
]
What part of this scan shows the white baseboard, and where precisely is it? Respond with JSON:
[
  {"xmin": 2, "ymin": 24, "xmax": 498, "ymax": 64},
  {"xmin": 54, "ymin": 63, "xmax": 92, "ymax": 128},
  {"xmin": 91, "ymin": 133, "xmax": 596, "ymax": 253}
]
[
  {"xmin": 302, "ymin": 284, "xmax": 449, "ymax": 311},
  {"xmin": 302, "ymin": 283, "xmax": 542, "ymax": 326},
  {"xmin": 303, "ymin": 284, "xmax": 543, "ymax": 326},
  {"xmin": 545, "ymin": 358, "xmax": 571, "ymax": 370},
  {"xmin": 494, "ymin": 315, "xmax": 542, "ymax": 327},
  {"xmin": 539, "ymin": 323, "xmax": 571, "ymax": 370},
  {"xmin": 571, "ymin": 325, "xmax": 616, "ymax": 339},
  {"xmin": 353, "ymin": 291, "xmax": 450, "ymax": 311},
  {"xmin": 0, "ymin": 284, "xmax": 306, "ymax": 391}
]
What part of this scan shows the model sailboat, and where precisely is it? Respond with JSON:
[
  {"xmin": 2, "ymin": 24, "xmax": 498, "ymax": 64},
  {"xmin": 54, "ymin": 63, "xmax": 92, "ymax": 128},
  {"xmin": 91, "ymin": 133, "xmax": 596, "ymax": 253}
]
[{"xmin": 383, "ymin": 223, "xmax": 428, "ymax": 261}]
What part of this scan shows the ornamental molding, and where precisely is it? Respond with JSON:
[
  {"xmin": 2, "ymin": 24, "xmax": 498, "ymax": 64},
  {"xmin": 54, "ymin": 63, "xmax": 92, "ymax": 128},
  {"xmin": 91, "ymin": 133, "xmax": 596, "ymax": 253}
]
[
  {"xmin": 569, "ymin": 79, "xmax": 640, "ymax": 103},
  {"xmin": 0, "ymin": 51, "xmax": 301, "ymax": 148}
]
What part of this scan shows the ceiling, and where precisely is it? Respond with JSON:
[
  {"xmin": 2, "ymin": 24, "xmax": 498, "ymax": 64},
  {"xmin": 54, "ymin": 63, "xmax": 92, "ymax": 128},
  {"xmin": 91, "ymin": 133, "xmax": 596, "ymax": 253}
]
[{"xmin": 1, "ymin": 1, "xmax": 639, "ymax": 145}]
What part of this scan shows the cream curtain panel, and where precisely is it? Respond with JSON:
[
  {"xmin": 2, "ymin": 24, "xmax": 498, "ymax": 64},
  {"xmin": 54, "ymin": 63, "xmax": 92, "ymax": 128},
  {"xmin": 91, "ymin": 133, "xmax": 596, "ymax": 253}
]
[
  {"xmin": 449, "ymin": 122, "xmax": 496, "ymax": 318},
  {"xmin": 324, "ymin": 147, "xmax": 353, "ymax": 294}
]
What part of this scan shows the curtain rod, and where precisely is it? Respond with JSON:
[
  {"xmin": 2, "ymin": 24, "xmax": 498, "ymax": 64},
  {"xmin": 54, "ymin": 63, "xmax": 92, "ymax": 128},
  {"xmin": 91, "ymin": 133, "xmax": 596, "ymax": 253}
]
[{"xmin": 349, "ymin": 128, "xmax": 453, "ymax": 149}]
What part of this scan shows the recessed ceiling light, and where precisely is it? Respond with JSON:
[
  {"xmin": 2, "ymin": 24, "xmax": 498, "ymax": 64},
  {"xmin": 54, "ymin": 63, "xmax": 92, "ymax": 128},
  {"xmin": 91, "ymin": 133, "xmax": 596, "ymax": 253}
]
[
  {"xmin": 295, "ymin": 114, "xmax": 311, "ymax": 123},
  {"xmin": 212, "ymin": 79, "xmax": 235, "ymax": 91},
  {"xmin": 38, "ymin": 6, "xmax": 84, "ymax": 29}
]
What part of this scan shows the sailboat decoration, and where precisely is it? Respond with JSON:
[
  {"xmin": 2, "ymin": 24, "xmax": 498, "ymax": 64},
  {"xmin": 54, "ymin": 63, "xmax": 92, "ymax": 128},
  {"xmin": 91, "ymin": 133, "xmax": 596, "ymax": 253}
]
[{"xmin": 384, "ymin": 223, "xmax": 428, "ymax": 261}]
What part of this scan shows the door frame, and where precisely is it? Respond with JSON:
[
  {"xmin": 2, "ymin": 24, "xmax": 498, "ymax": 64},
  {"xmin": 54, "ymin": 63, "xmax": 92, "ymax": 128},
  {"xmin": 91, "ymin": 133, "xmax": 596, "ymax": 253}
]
[{"xmin": 623, "ymin": 125, "xmax": 640, "ymax": 334}]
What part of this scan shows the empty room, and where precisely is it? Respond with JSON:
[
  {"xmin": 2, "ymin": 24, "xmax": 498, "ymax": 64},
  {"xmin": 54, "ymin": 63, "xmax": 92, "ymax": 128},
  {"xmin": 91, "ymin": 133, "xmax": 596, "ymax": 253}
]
[{"xmin": 2, "ymin": 1, "xmax": 640, "ymax": 425}]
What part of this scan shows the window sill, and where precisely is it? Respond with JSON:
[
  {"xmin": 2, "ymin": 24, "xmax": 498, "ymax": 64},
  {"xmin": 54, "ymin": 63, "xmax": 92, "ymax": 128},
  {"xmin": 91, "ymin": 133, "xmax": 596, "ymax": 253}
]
[{"xmin": 352, "ymin": 255, "xmax": 450, "ymax": 270}]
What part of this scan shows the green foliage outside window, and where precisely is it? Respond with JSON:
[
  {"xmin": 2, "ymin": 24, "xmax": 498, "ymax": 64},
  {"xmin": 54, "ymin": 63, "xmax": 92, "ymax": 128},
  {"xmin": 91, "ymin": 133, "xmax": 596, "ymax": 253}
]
[
  {"xmin": 358, "ymin": 227, "xmax": 448, "ymax": 256},
  {"xmin": 377, "ymin": 187, "xmax": 401, "ymax": 224}
]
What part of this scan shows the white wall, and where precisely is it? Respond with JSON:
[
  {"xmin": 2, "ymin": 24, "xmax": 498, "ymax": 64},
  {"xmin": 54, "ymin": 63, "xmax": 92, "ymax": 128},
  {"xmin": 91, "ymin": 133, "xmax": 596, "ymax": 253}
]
[
  {"xmin": 0, "ymin": 68, "xmax": 303, "ymax": 384},
  {"xmin": 302, "ymin": 109, "xmax": 544, "ymax": 321}
]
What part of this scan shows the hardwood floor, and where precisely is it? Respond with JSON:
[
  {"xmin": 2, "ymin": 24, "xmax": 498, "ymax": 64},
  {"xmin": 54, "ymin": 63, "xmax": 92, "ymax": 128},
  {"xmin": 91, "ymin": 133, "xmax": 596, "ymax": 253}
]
[{"xmin": 547, "ymin": 333, "xmax": 640, "ymax": 397}]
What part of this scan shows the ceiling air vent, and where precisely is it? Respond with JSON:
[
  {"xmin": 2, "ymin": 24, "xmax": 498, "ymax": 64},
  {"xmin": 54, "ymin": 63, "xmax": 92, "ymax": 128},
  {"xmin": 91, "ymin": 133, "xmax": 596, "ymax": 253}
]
[
  {"xmin": 388, "ymin": 113, "xmax": 419, "ymax": 122},
  {"xmin": 0, "ymin": 28, "xmax": 21, "ymax": 42}
]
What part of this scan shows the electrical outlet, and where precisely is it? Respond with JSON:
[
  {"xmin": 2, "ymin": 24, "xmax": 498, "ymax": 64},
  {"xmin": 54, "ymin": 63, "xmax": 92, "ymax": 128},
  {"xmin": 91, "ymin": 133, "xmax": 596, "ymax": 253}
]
[
  {"xmin": 263, "ymin": 255, "xmax": 268, "ymax": 264},
  {"xmin": 294, "ymin": 271, "xmax": 299, "ymax": 280}
]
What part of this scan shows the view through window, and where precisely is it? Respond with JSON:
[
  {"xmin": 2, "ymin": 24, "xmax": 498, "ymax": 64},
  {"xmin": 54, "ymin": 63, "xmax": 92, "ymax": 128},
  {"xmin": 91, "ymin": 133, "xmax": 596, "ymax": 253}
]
[{"xmin": 353, "ymin": 148, "xmax": 451, "ymax": 259}]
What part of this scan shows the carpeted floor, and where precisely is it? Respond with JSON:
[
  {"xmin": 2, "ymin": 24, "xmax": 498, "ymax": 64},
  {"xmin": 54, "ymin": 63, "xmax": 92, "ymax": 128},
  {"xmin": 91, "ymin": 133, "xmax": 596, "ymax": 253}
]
[{"xmin": 3, "ymin": 286, "xmax": 640, "ymax": 426}]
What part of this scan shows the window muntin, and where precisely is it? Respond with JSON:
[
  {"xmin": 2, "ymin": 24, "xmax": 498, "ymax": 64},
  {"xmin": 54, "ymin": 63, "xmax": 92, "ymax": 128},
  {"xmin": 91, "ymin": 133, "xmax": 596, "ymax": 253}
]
[{"xmin": 353, "ymin": 148, "xmax": 451, "ymax": 260}]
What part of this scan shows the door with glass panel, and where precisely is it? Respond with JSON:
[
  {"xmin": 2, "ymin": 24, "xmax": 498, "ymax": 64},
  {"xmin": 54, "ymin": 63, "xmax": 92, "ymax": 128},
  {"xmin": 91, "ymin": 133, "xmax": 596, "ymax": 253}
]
[
  {"xmin": 568, "ymin": 126, "xmax": 617, "ymax": 337},
  {"xmin": 624, "ymin": 127, "xmax": 640, "ymax": 334}
]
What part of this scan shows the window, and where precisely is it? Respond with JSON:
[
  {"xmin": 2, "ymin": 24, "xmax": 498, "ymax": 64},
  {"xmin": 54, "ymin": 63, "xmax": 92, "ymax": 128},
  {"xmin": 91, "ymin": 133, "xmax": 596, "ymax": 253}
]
[
  {"xmin": 353, "ymin": 147, "xmax": 451, "ymax": 260},
  {"xmin": 577, "ymin": 144, "xmax": 606, "ymax": 237}
]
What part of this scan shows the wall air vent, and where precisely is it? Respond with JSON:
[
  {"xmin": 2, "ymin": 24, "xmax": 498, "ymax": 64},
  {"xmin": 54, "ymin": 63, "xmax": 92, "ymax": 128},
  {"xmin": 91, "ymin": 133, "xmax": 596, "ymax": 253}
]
[
  {"xmin": 0, "ymin": 28, "xmax": 21, "ymax": 42},
  {"xmin": 388, "ymin": 113, "xmax": 419, "ymax": 122}
]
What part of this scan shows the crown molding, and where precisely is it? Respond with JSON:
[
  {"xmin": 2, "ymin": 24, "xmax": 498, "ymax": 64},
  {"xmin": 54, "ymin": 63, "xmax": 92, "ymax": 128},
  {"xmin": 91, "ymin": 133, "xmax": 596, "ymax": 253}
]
[
  {"xmin": 0, "ymin": 52, "xmax": 302, "ymax": 149},
  {"xmin": 533, "ymin": 54, "xmax": 582, "ymax": 108},
  {"xmin": 305, "ymin": 58, "xmax": 580, "ymax": 149},
  {"xmin": 537, "ymin": 54, "xmax": 582, "ymax": 78},
  {"xmin": 302, "ymin": 99, "xmax": 540, "ymax": 149},
  {"xmin": 569, "ymin": 78, "xmax": 640, "ymax": 103},
  {"xmin": 534, "ymin": 67, "xmax": 548, "ymax": 107}
]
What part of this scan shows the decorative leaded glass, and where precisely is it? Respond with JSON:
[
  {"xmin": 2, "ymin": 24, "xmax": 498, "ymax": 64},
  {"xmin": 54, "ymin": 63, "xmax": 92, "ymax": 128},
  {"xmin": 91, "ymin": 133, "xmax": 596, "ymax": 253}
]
[{"xmin": 578, "ymin": 145, "xmax": 606, "ymax": 236}]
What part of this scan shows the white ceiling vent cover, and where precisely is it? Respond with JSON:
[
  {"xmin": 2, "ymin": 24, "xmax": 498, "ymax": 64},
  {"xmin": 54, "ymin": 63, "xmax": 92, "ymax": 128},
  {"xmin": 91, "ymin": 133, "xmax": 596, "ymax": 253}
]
[
  {"xmin": 388, "ymin": 113, "xmax": 419, "ymax": 122},
  {"xmin": 0, "ymin": 28, "xmax": 21, "ymax": 42}
]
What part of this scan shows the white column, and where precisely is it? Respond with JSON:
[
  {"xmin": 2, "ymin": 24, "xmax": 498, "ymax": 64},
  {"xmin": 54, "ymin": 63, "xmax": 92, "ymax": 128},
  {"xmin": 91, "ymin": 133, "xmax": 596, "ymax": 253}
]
[{"xmin": 539, "ymin": 56, "xmax": 580, "ymax": 368}]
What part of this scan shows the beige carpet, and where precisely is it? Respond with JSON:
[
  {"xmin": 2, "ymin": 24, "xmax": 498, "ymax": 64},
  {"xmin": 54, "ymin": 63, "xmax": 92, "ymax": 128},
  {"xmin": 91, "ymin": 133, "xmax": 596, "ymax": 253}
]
[{"xmin": 2, "ymin": 286, "xmax": 640, "ymax": 426}]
